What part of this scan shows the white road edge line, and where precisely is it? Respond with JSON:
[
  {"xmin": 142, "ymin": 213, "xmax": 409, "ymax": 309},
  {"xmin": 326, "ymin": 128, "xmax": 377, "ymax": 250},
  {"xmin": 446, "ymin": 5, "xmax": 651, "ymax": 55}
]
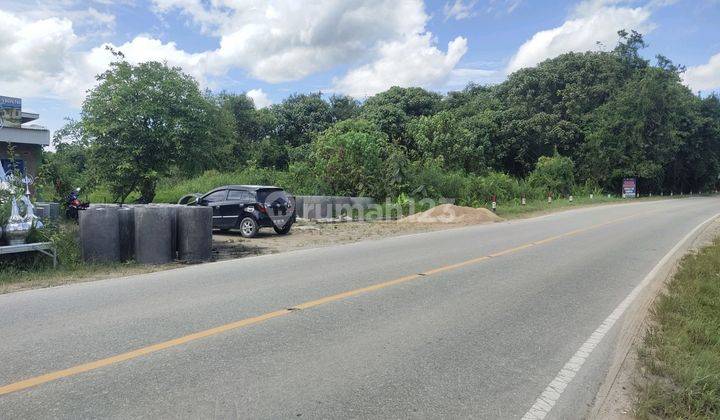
[{"xmin": 521, "ymin": 212, "xmax": 720, "ymax": 420}]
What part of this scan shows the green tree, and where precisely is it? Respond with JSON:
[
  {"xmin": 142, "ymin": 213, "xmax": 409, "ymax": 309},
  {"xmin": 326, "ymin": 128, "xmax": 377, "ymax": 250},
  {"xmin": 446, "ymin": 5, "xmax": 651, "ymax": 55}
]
[
  {"xmin": 528, "ymin": 153, "xmax": 575, "ymax": 196},
  {"xmin": 311, "ymin": 119, "xmax": 387, "ymax": 196},
  {"xmin": 39, "ymin": 119, "xmax": 93, "ymax": 201},
  {"xmin": 271, "ymin": 93, "xmax": 334, "ymax": 147},
  {"xmin": 361, "ymin": 86, "xmax": 442, "ymax": 144},
  {"xmin": 407, "ymin": 111, "xmax": 489, "ymax": 174},
  {"xmin": 82, "ymin": 53, "xmax": 233, "ymax": 203},
  {"xmin": 582, "ymin": 65, "xmax": 692, "ymax": 191},
  {"xmin": 329, "ymin": 94, "xmax": 361, "ymax": 121}
]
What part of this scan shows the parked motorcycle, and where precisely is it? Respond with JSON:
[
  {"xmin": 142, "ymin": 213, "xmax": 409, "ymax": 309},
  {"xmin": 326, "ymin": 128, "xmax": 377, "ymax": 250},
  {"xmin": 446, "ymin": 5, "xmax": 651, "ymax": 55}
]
[{"xmin": 65, "ymin": 188, "xmax": 89, "ymax": 221}]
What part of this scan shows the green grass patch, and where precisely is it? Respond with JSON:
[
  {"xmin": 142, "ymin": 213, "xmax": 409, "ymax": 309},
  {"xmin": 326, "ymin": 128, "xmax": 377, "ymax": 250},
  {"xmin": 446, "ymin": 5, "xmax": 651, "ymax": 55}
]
[
  {"xmin": 491, "ymin": 194, "xmax": 682, "ymax": 219},
  {"xmin": 635, "ymin": 238, "xmax": 720, "ymax": 419},
  {"xmin": 0, "ymin": 221, "xmax": 170, "ymax": 294}
]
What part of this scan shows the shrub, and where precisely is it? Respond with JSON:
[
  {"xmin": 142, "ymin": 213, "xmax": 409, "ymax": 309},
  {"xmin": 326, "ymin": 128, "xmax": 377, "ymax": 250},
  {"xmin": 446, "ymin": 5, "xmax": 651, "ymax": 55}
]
[
  {"xmin": 461, "ymin": 172, "xmax": 521, "ymax": 205},
  {"xmin": 311, "ymin": 119, "xmax": 387, "ymax": 197},
  {"xmin": 404, "ymin": 157, "xmax": 467, "ymax": 200},
  {"xmin": 528, "ymin": 153, "xmax": 575, "ymax": 196}
]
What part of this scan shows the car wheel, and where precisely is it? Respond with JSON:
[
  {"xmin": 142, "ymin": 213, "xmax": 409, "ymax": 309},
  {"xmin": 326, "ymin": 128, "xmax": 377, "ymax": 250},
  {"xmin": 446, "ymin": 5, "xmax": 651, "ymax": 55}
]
[
  {"xmin": 239, "ymin": 217, "xmax": 259, "ymax": 238},
  {"xmin": 273, "ymin": 222, "xmax": 292, "ymax": 235}
]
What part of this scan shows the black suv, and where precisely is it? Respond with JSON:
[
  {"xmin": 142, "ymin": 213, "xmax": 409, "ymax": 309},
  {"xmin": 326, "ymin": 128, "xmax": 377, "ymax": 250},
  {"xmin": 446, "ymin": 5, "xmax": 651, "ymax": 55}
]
[{"xmin": 194, "ymin": 185, "xmax": 295, "ymax": 238}]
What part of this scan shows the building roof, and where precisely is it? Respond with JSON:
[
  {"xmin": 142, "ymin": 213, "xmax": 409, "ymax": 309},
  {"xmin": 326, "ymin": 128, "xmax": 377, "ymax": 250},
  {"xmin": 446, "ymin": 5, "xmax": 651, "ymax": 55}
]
[
  {"xmin": 21, "ymin": 112, "xmax": 39, "ymax": 124},
  {"xmin": 0, "ymin": 125, "xmax": 50, "ymax": 146}
]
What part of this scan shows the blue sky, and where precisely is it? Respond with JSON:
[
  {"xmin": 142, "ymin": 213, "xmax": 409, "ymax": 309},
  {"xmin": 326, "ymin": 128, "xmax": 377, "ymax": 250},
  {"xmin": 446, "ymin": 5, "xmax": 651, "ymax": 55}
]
[{"xmin": 1, "ymin": 0, "xmax": 719, "ymax": 136}]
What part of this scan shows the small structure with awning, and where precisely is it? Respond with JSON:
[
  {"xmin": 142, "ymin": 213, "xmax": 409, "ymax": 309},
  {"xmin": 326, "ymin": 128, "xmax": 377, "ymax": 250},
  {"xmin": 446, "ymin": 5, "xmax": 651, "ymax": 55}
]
[{"xmin": 0, "ymin": 95, "xmax": 50, "ymax": 181}]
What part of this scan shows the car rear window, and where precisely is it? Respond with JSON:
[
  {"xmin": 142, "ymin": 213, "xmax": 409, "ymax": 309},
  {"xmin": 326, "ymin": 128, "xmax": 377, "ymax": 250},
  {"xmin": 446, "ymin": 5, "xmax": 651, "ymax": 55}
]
[
  {"xmin": 257, "ymin": 189, "xmax": 289, "ymax": 204},
  {"xmin": 228, "ymin": 190, "xmax": 253, "ymax": 201}
]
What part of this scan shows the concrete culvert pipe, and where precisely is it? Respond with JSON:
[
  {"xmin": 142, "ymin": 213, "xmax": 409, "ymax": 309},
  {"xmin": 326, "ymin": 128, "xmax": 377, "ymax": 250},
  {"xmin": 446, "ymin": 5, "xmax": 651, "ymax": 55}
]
[
  {"xmin": 79, "ymin": 206, "xmax": 120, "ymax": 263},
  {"xmin": 118, "ymin": 206, "xmax": 135, "ymax": 262},
  {"xmin": 134, "ymin": 205, "xmax": 174, "ymax": 265},
  {"xmin": 162, "ymin": 204, "xmax": 180, "ymax": 261},
  {"xmin": 176, "ymin": 206, "xmax": 213, "ymax": 263}
]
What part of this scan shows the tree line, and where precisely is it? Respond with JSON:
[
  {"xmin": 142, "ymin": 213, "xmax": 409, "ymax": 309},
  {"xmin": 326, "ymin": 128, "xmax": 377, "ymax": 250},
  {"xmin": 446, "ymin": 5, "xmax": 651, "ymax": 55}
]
[{"xmin": 41, "ymin": 31, "xmax": 720, "ymax": 204}]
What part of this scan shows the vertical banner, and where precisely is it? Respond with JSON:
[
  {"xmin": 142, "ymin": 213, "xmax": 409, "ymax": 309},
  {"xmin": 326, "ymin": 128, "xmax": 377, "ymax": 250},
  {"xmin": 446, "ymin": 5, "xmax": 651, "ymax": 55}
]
[{"xmin": 622, "ymin": 178, "xmax": 637, "ymax": 198}]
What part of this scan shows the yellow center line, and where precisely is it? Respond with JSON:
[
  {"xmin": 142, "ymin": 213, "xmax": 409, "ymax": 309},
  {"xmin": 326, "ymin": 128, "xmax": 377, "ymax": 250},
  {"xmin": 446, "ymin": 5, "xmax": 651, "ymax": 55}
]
[{"xmin": 0, "ymin": 209, "xmax": 654, "ymax": 396}]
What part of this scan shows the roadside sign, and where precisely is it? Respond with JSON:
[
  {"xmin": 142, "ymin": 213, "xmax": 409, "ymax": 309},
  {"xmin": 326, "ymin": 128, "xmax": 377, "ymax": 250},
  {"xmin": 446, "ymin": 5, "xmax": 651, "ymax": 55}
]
[
  {"xmin": 0, "ymin": 95, "xmax": 21, "ymax": 128},
  {"xmin": 622, "ymin": 178, "xmax": 637, "ymax": 198}
]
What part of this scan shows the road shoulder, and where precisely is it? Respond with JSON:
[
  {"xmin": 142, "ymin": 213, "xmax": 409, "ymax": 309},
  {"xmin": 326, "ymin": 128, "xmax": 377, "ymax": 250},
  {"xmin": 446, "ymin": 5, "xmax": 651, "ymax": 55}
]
[{"xmin": 588, "ymin": 216, "xmax": 720, "ymax": 419}]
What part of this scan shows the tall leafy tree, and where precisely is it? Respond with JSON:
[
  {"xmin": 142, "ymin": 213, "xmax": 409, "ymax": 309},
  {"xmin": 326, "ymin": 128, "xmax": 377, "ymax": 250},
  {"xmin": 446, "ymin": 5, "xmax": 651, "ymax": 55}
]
[
  {"xmin": 82, "ymin": 52, "xmax": 233, "ymax": 203},
  {"xmin": 361, "ymin": 86, "xmax": 442, "ymax": 144},
  {"xmin": 271, "ymin": 93, "xmax": 334, "ymax": 147},
  {"xmin": 407, "ymin": 111, "xmax": 490, "ymax": 174},
  {"xmin": 311, "ymin": 119, "xmax": 387, "ymax": 196}
]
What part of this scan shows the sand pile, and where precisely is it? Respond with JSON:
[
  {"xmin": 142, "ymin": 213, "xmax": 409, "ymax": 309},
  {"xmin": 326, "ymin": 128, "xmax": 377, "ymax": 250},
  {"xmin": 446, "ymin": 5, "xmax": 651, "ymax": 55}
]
[{"xmin": 400, "ymin": 204, "xmax": 503, "ymax": 224}]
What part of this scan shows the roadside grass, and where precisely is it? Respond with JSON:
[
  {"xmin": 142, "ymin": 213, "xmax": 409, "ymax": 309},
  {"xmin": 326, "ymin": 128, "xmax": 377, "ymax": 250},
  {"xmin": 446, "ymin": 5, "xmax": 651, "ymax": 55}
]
[
  {"xmin": 0, "ymin": 263, "xmax": 173, "ymax": 294},
  {"xmin": 88, "ymin": 168, "xmax": 299, "ymax": 204},
  {"xmin": 635, "ymin": 238, "xmax": 720, "ymax": 419},
  {"xmin": 492, "ymin": 194, "xmax": 684, "ymax": 219},
  {"xmin": 0, "ymin": 221, "xmax": 177, "ymax": 294}
]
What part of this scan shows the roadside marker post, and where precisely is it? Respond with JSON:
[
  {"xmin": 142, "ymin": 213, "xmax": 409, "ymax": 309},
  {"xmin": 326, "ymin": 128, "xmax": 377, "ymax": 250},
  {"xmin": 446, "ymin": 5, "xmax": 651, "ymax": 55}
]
[
  {"xmin": 521, "ymin": 195, "xmax": 526, "ymax": 206},
  {"xmin": 547, "ymin": 193, "xmax": 552, "ymax": 204},
  {"xmin": 569, "ymin": 195, "xmax": 573, "ymax": 203},
  {"xmin": 590, "ymin": 193, "xmax": 593, "ymax": 200},
  {"xmin": 491, "ymin": 195, "xmax": 497, "ymax": 213}
]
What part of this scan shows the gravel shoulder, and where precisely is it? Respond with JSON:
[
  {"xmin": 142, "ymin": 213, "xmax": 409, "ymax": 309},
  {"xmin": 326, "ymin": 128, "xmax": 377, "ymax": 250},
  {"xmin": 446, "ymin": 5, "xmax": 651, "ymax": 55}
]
[{"xmin": 212, "ymin": 219, "xmax": 475, "ymax": 259}]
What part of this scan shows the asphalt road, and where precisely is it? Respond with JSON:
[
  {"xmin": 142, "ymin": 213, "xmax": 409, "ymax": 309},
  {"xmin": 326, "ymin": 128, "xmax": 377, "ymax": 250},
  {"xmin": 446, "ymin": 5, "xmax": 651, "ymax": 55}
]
[{"xmin": 1, "ymin": 197, "xmax": 719, "ymax": 419}]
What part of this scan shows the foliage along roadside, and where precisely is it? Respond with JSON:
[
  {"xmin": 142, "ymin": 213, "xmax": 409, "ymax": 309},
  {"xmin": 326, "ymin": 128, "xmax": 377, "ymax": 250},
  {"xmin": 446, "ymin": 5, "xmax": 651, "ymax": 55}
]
[{"xmin": 39, "ymin": 31, "xmax": 720, "ymax": 207}]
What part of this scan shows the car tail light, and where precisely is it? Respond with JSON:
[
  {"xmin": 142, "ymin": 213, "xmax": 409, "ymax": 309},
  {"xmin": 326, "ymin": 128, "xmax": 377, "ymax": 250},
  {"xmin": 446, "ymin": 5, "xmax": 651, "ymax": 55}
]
[{"xmin": 255, "ymin": 203, "xmax": 268, "ymax": 214}]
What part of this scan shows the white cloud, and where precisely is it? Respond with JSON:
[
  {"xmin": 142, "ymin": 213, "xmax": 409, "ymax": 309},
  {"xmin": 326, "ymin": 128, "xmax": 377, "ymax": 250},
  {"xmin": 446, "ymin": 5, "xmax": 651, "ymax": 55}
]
[
  {"xmin": 1, "ymin": 0, "xmax": 471, "ymax": 106},
  {"xmin": 247, "ymin": 89, "xmax": 272, "ymax": 108},
  {"xmin": 0, "ymin": 10, "xmax": 84, "ymax": 103},
  {"xmin": 152, "ymin": 0, "xmax": 472, "ymax": 97},
  {"xmin": 683, "ymin": 52, "xmax": 720, "ymax": 92},
  {"xmin": 153, "ymin": 0, "xmax": 430, "ymax": 83},
  {"xmin": 444, "ymin": 0, "xmax": 523, "ymax": 20},
  {"xmin": 506, "ymin": 0, "xmax": 653, "ymax": 73},
  {"xmin": 444, "ymin": 0, "xmax": 478, "ymax": 20},
  {"xmin": 0, "ymin": 1, "xmax": 117, "ymax": 37},
  {"xmin": 332, "ymin": 34, "xmax": 468, "ymax": 97}
]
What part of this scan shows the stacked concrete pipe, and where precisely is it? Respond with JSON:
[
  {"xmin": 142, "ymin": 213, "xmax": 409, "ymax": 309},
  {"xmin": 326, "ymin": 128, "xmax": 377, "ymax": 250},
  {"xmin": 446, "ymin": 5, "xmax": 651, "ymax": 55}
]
[
  {"xmin": 176, "ymin": 206, "xmax": 213, "ymax": 263},
  {"xmin": 118, "ymin": 206, "xmax": 135, "ymax": 262},
  {"xmin": 79, "ymin": 206, "xmax": 120, "ymax": 263},
  {"xmin": 133, "ymin": 205, "xmax": 174, "ymax": 265},
  {"xmin": 295, "ymin": 196, "xmax": 376, "ymax": 219}
]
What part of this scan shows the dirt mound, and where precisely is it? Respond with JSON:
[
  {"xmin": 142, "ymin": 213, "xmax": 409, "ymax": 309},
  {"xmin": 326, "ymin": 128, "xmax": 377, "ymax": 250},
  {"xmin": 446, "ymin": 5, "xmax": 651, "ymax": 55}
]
[{"xmin": 400, "ymin": 204, "xmax": 503, "ymax": 224}]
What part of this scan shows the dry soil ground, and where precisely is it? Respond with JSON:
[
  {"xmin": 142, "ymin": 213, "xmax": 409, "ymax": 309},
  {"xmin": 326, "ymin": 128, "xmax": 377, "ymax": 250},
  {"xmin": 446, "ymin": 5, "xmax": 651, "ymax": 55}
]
[{"xmin": 212, "ymin": 219, "xmax": 477, "ymax": 259}]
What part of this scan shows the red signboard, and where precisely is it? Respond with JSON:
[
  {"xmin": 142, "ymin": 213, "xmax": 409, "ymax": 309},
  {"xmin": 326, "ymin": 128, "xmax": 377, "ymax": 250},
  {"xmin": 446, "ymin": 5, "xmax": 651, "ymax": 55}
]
[{"xmin": 622, "ymin": 178, "xmax": 637, "ymax": 198}]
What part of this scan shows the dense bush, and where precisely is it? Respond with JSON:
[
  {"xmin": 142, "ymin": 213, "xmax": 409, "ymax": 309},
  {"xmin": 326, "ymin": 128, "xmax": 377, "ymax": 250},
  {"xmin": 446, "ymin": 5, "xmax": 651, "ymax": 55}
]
[
  {"xmin": 311, "ymin": 119, "xmax": 387, "ymax": 197},
  {"xmin": 528, "ymin": 153, "xmax": 575, "ymax": 196}
]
